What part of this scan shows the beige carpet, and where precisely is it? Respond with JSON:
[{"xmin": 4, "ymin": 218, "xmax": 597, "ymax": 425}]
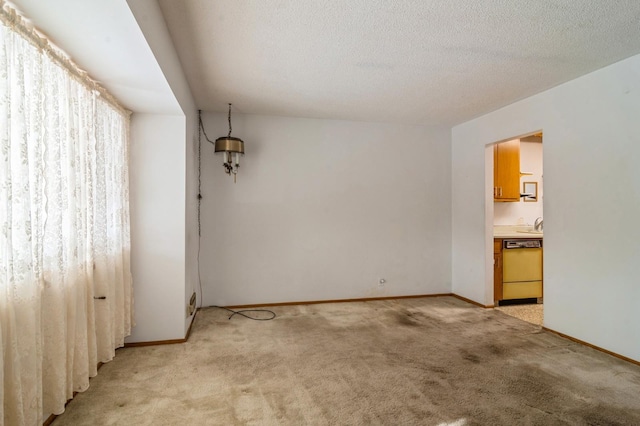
[{"xmin": 54, "ymin": 296, "xmax": 640, "ymax": 425}]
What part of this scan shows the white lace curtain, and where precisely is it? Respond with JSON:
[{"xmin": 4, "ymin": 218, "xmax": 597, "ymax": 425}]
[{"xmin": 0, "ymin": 3, "xmax": 134, "ymax": 425}]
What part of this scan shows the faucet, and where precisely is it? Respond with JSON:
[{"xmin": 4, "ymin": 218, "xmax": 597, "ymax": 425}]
[{"xmin": 534, "ymin": 217, "xmax": 543, "ymax": 232}]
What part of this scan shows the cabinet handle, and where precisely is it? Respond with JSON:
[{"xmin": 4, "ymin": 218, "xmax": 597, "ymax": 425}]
[{"xmin": 499, "ymin": 187, "xmax": 503, "ymax": 197}]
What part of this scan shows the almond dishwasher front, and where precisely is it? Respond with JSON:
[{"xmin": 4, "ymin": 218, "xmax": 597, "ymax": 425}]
[{"xmin": 502, "ymin": 239, "xmax": 543, "ymax": 301}]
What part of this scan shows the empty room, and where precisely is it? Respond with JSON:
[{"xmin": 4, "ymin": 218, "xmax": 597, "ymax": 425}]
[{"xmin": 2, "ymin": 1, "xmax": 640, "ymax": 425}]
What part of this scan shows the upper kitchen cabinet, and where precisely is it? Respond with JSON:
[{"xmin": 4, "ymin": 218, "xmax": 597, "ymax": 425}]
[{"xmin": 494, "ymin": 139, "xmax": 520, "ymax": 202}]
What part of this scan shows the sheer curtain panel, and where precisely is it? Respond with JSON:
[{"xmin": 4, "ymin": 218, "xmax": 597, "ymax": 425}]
[{"xmin": 1, "ymin": 2, "xmax": 133, "ymax": 424}]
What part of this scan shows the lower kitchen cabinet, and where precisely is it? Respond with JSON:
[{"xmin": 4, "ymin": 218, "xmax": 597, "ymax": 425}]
[{"xmin": 494, "ymin": 239, "xmax": 503, "ymax": 304}]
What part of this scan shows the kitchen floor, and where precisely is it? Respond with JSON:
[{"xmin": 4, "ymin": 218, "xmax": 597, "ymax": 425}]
[{"xmin": 495, "ymin": 303, "xmax": 543, "ymax": 326}]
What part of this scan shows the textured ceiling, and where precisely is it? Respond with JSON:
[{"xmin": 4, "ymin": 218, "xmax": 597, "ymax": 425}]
[{"xmin": 159, "ymin": 0, "xmax": 640, "ymax": 126}]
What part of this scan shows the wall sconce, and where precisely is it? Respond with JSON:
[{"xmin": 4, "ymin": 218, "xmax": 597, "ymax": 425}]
[{"xmin": 214, "ymin": 103, "xmax": 245, "ymax": 183}]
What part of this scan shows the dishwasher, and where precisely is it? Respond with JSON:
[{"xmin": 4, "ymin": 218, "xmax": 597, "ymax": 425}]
[{"xmin": 502, "ymin": 239, "xmax": 543, "ymax": 301}]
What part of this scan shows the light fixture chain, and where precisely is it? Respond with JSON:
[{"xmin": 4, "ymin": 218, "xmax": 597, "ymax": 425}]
[{"xmin": 228, "ymin": 103, "xmax": 232, "ymax": 137}]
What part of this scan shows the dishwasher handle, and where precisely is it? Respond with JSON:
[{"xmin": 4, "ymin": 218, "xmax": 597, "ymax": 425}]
[{"xmin": 504, "ymin": 239, "xmax": 542, "ymax": 249}]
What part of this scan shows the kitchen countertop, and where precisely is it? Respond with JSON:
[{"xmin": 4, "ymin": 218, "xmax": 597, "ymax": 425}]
[{"xmin": 494, "ymin": 225, "xmax": 543, "ymax": 239}]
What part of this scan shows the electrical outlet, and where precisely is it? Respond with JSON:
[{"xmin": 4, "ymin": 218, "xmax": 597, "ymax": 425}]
[{"xmin": 379, "ymin": 278, "xmax": 386, "ymax": 288}]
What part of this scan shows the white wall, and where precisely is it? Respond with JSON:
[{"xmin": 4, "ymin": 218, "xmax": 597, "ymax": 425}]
[
  {"xmin": 199, "ymin": 113, "xmax": 452, "ymax": 306},
  {"xmin": 184, "ymin": 112, "xmax": 198, "ymax": 329},
  {"xmin": 128, "ymin": 114, "xmax": 186, "ymax": 342},
  {"xmin": 452, "ymin": 53, "xmax": 640, "ymax": 361},
  {"xmin": 494, "ymin": 141, "xmax": 544, "ymax": 225},
  {"xmin": 128, "ymin": 0, "xmax": 198, "ymax": 337}
]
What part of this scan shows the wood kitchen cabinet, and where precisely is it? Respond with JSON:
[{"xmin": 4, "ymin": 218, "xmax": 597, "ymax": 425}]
[
  {"xmin": 494, "ymin": 239, "xmax": 503, "ymax": 304},
  {"xmin": 493, "ymin": 139, "xmax": 520, "ymax": 202}
]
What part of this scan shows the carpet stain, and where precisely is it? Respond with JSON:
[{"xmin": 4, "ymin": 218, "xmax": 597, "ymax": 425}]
[
  {"xmin": 394, "ymin": 311, "xmax": 421, "ymax": 327},
  {"xmin": 460, "ymin": 350, "xmax": 481, "ymax": 364},
  {"xmin": 570, "ymin": 403, "xmax": 640, "ymax": 426},
  {"xmin": 506, "ymin": 365, "xmax": 562, "ymax": 402},
  {"xmin": 53, "ymin": 297, "xmax": 640, "ymax": 426},
  {"xmin": 487, "ymin": 343, "xmax": 507, "ymax": 356}
]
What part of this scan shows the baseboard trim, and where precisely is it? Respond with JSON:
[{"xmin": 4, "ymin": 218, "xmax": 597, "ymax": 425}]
[
  {"xmin": 222, "ymin": 293, "xmax": 495, "ymax": 311},
  {"xmin": 451, "ymin": 293, "xmax": 494, "ymax": 308},
  {"xmin": 542, "ymin": 327, "xmax": 640, "ymax": 367},
  {"xmin": 219, "ymin": 293, "xmax": 453, "ymax": 310},
  {"xmin": 124, "ymin": 308, "xmax": 198, "ymax": 348},
  {"xmin": 124, "ymin": 338, "xmax": 187, "ymax": 347},
  {"xmin": 43, "ymin": 413, "xmax": 56, "ymax": 426}
]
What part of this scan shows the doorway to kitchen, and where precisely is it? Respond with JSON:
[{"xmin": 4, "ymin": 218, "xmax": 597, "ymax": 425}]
[{"xmin": 489, "ymin": 132, "xmax": 544, "ymax": 326}]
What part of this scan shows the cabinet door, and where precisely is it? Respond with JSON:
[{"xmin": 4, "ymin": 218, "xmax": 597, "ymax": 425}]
[
  {"xmin": 493, "ymin": 239, "xmax": 503, "ymax": 303},
  {"xmin": 494, "ymin": 139, "xmax": 520, "ymax": 201},
  {"xmin": 494, "ymin": 253, "xmax": 502, "ymax": 302}
]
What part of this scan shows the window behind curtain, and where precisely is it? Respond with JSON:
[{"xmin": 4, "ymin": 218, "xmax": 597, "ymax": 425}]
[{"xmin": 0, "ymin": 3, "xmax": 133, "ymax": 424}]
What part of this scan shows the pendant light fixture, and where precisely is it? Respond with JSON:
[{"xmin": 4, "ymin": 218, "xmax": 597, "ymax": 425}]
[{"xmin": 214, "ymin": 103, "xmax": 244, "ymax": 183}]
